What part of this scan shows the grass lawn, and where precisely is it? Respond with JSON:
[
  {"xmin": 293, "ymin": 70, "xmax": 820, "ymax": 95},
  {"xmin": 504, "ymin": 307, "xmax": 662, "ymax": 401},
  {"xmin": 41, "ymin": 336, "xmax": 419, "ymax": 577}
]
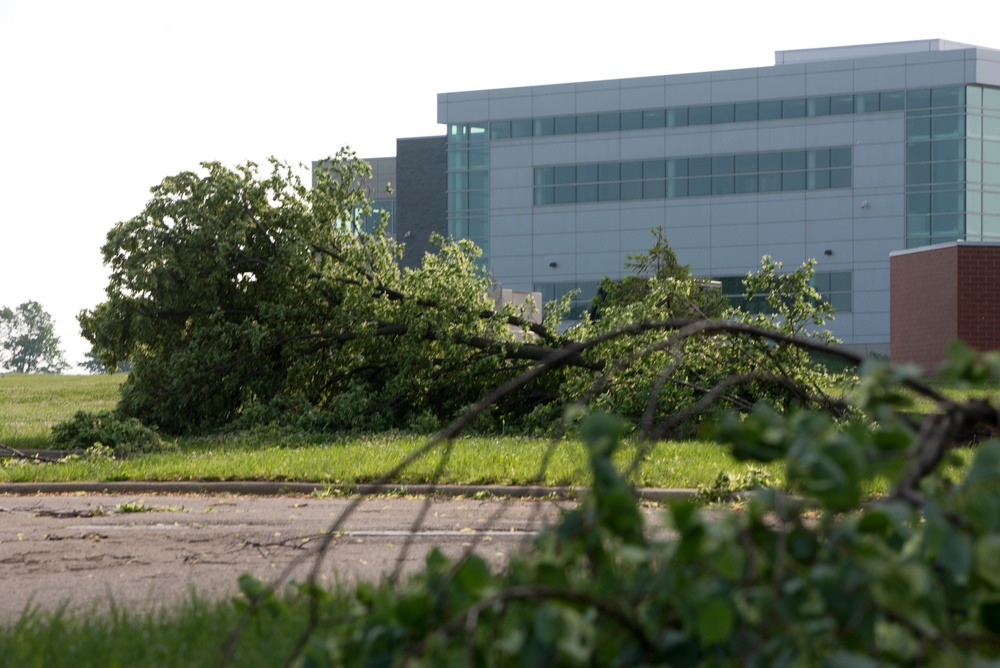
[{"xmin": 0, "ymin": 374, "xmax": 783, "ymax": 489}]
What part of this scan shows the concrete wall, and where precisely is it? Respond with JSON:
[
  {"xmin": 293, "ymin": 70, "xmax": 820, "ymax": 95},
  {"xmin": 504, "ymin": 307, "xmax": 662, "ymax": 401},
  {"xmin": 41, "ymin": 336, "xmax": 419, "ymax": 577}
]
[{"xmin": 397, "ymin": 136, "xmax": 447, "ymax": 268}]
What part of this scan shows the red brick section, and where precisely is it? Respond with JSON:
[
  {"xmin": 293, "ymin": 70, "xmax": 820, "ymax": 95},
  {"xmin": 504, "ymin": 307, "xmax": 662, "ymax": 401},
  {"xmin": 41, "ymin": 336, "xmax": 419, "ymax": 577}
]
[
  {"xmin": 891, "ymin": 244, "xmax": 1000, "ymax": 372},
  {"xmin": 890, "ymin": 246, "xmax": 957, "ymax": 372}
]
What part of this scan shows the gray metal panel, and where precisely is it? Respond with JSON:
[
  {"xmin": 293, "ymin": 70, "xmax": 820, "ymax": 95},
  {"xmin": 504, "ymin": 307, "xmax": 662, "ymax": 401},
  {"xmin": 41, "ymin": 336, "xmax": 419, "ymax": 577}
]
[
  {"xmin": 803, "ymin": 67, "xmax": 854, "ymax": 95},
  {"xmin": 489, "ymin": 95, "xmax": 533, "ymax": 119},
  {"xmin": 488, "ymin": 167, "xmax": 530, "ymax": 190},
  {"xmin": 710, "ymin": 69, "xmax": 760, "ymax": 102},
  {"xmin": 577, "ymin": 207, "xmax": 621, "ymax": 233},
  {"xmin": 532, "ymin": 140, "xmax": 577, "ymax": 163},
  {"xmin": 757, "ymin": 195, "xmax": 807, "ymax": 223},
  {"xmin": 396, "ymin": 136, "xmax": 447, "ymax": 269},
  {"xmin": 620, "ymin": 204, "xmax": 667, "ymax": 230},
  {"xmin": 853, "ymin": 62, "xmax": 907, "ymax": 91},
  {"xmin": 758, "ymin": 221, "xmax": 806, "ymax": 245},
  {"xmin": 576, "ymin": 252, "xmax": 622, "ymax": 278},
  {"xmin": 490, "ymin": 186, "xmax": 531, "ymax": 210},
  {"xmin": 575, "ymin": 136, "xmax": 624, "ymax": 163},
  {"xmin": 758, "ymin": 66, "xmax": 807, "ymax": 98},
  {"xmin": 490, "ymin": 234, "xmax": 534, "ymax": 257},
  {"xmin": 576, "ymin": 230, "xmax": 621, "ymax": 254},
  {"xmin": 490, "ymin": 213, "xmax": 533, "ymax": 237},
  {"xmin": 620, "ymin": 83, "xmax": 665, "ymax": 110}
]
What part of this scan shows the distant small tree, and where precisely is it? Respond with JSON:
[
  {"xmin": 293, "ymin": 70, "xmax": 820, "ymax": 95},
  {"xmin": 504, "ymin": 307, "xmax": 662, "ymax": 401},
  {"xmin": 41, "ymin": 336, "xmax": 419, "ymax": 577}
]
[
  {"xmin": 78, "ymin": 350, "xmax": 131, "ymax": 374},
  {"xmin": 0, "ymin": 301, "xmax": 69, "ymax": 374}
]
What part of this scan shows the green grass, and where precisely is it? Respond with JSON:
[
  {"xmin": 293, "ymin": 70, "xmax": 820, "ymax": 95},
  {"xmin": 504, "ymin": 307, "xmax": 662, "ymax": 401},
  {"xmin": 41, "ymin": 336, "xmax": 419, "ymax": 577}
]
[
  {"xmin": 0, "ymin": 594, "xmax": 317, "ymax": 667},
  {"xmin": 0, "ymin": 373, "xmax": 124, "ymax": 448}
]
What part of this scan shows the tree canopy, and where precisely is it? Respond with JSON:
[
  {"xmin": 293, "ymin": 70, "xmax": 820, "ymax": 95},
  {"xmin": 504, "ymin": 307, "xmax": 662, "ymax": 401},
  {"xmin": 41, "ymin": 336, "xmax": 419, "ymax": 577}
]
[
  {"xmin": 80, "ymin": 151, "xmax": 843, "ymax": 436},
  {"xmin": 0, "ymin": 300, "xmax": 69, "ymax": 374}
]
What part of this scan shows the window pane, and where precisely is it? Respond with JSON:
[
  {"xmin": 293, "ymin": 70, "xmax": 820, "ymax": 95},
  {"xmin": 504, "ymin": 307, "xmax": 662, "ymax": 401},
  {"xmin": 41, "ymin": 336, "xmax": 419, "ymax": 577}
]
[
  {"xmin": 666, "ymin": 107, "xmax": 688, "ymax": 127},
  {"xmin": 534, "ymin": 187, "xmax": 554, "ymax": 206},
  {"xmin": 907, "ymin": 193, "xmax": 931, "ymax": 214},
  {"xmin": 621, "ymin": 161, "xmax": 643, "ymax": 180},
  {"xmin": 907, "ymin": 163, "xmax": 931, "ymax": 183},
  {"xmin": 469, "ymin": 149, "xmax": 488, "ymax": 169},
  {"xmin": 782, "ymin": 99, "xmax": 806, "ymax": 118},
  {"xmin": 577, "ymin": 114, "xmax": 598, "ymax": 133},
  {"xmin": 599, "ymin": 183, "xmax": 620, "ymax": 201},
  {"xmin": 782, "ymin": 150, "xmax": 806, "ymax": 170},
  {"xmin": 643, "ymin": 160, "xmax": 665, "ymax": 178},
  {"xmin": 554, "ymin": 116, "xmax": 576, "ymax": 135},
  {"xmin": 830, "ymin": 293, "xmax": 852, "ymax": 312},
  {"xmin": 831, "ymin": 168, "xmax": 852, "ymax": 188},
  {"xmin": 782, "ymin": 171, "xmax": 806, "ymax": 191},
  {"xmin": 712, "ymin": 104, "xmax": 735, "ymax": 123},
  {"xmin": 469, "ymin": 171, "xmax": 488, "ymax": 189},
  {"xmin": 807, "ymin": 96, "xmax": 831, "ymax": 116},
  {"xmin": 643, "ymin": 109, "xmax": 665, "ymax": 128},
  {"xmin": 577, "ymin": 183, "xmax": 599, "ymax": 202},
  {"xmin": 830, "ymin": 147, "xmax": 852, "ymax": 167},
  {"xmin": 667, "ymin": 178, "xmax": 688, "ymax": 197},
  {"xmin": 554, "ymin": 185, "xmax": 575, "ymax": 204},
  {"xmin": 831, "ymin": 95, "xmax": 854, "ymax": 114},
  {"xmin": 598, "ymin": 113, "xmax": 620, "ymax": 132},
  {"xmin": 735, "ymin": 154, "xmax": 757, "ymax": 173},
  {"xmin": 807, "ymin": 170, "xmax": 831, "ymax": 189},
  {"xmin": 932, "ymin": 191, "xmax": 965, "ymax": 213},
  {"xmin": 712, "ymin": 175, "xmax": 734, "ymax": 195},
  {"xmin": 689, "ymin": 177, "xmax": 711, "ymax": 196},
  {"xmin": 907, "ymin": 214, "xmax": 930, "ymax": 235},
  {"xmin": 577, "ymin": 164, "xmax": 599, "ymax": 183},
  {"xmin": 712, "ymin": 155, "xmax": 734, "ymax": 174},
  {"xmin": 759, "ymin": 151, "xmax": 782, "ymax": 172},
  {"xmin": 907, "ymin": 116, "xmax": 931, "ymax": 139},
  {"xmin": 907, "ymin": 141, "xmax": 931, "ymax": 162},
  {"xmin": 533, "ymin": 118, "xmax": 554, "ymax": 136},
  {"xmin": 599, "ymin": 163, "xmax": 620, "ymax": 181},
  {"xmin": 689, "ymin": 156, "xmax": 711, "ymax": 176},
  {"xmin": 807, "ymin": 149, "xmax": 830, "ymax": 168},
  {"xmin": 621, "ymin": 181, "xmax": 643, "ymax": 200},
  {"xmin": 490, "ymin": 121, "xmax": 511, "ymax": 140},
  {"xmin": 908, "ymin": 89, "xmax": 931, "ymax": 109},
  {"xmin": 734, "ymin": 102, "xmax": 757, "ymax": 121},
  {"xmin": 932, "ymin": 161, "xmax": 964, "ymax": 183},
  {"xmin": 759, "ymin": 100, "xmax": 782, "ymax": 120},
  {"xmin": 931, "ymin": 114, "xmax": 964, "ymax": 138},
  {"xmin": 689, "ymin": 105, "xmax": 712, "ymax": 125},
  {"xmin": 621, "ymin": 111, "xmax": 643, "ymax": 130},
  {"xmin": 881, "ymin": 91, "xmax": 905, "ymax": 111},
  {"xmin": 759, "ymin": 173, "xmax": 782, "ymax": 192},
  {"xmin": 643, "ymin": 180, "xmax": 666, "ymax": 199},
  {"xmin": 554, "ymin": 165, "xmax": 576, "ymax": 184},
  {"xmin": 932, "ymin": 86, "xmax": 965, "ymax": 108},
  {"xmin": 735, "ymin": 174, "xmax": 757, "ymax": 193},
  {"xmin": 855, "ymin": 92, "xmax": 879, "ymax": 113},
  {"xmin": 511, "ymin": 119, "xmax": 532, "ymax": 138},
  {"xmin": 666, "ymin": 158, "xmax": 688, "ymax": 177}
]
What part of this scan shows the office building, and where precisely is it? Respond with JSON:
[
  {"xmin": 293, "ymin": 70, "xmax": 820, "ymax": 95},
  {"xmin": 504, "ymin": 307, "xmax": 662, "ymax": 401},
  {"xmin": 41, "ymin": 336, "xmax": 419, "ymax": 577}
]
[{"xmin": 345, "ymin": 40, "xmax": 1000, "ymax": 353}]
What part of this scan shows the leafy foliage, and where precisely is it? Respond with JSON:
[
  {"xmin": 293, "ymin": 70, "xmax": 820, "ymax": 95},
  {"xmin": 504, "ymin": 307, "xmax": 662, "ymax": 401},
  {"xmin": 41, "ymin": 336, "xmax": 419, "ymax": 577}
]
[
  {"xmin": 226, "ymin": 345, "xmax": 1000, "ymax": 667},
  {"xmin": 0, "ymin": 301, "xmax": 69, "ymax": 374},
  {"xmin": 50, "ymin": 409, "xmax": 172, "ymax": 455}
]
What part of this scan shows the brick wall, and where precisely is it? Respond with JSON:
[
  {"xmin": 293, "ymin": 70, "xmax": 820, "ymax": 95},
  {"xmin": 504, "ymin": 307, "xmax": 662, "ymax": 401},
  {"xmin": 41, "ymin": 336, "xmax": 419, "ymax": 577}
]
[
  {"xmin": 891, "ymin": 244, "xmax": 1000, "ymax": 372},
  {"xmin": 890, "ymin": 246, "xmax": 958, "ymax": 371}
]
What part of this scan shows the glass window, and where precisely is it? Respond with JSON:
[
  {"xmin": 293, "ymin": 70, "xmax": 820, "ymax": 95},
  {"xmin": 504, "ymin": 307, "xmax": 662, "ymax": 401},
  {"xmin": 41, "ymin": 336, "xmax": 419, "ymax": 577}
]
[
  {"xmin": 554, "ymin": 115, "xmax": 576, "ymax": 135},
  {"xmin": 643, "ymin": 109, "xmax": 665, "ymax": 128},
  {"xmin": 734, "ymin": 102, "xmax": 757, "ymax": 121},
  {"xmin": 907, "ymin": 214, "xmax": 930, "ymax": 235},
  {"xmin": 490, "ymin": 121, "xmax": 511, "ymax": 140},
  {"xmin": 811, "ymin": 273, "xmax": 831, "ymax": 292},
  {"xmin": 932, "ymin": 161, "xmax": 964, "ymax": 183},
  {"xmin": 599, "ymin": 163, "xmax": 620, "ymax": 181},
  {"xmin": 782, "ymin": 171, "xmax": 806, "ymax": 191},
  {"xmin": 830, "ymin": 147, "xmax": 852, "ymax": 168},
  {"xmin": 932, "ymin": 87, "xmax": 965, "ymax": 108},
  {"xmin": 933, "ymin": 191, "xmax": 965, "ymax": 213},
  {"xmin": 831, "ymin": 168, "xmax": 852, "ymax": 188},
  {"xmin": 735, "ymin": 174, "xmax": 757, "ymax": 193},
  {"xmin": 907, "ymin": 117, "xmax": 931, "ymax": 139},
  {"xmin": 621, "ymin": 161, "xmax": 643, "ymax": 180},
  {"xmin": 759, "ymin": 173, "xmax": 782, "ymax": 192},
  {"xmin": 932, "ymin": 114, "xmax": 964, "ymax": 138},
  {"xmin": 782, "ymin": 150, "xmax": 806, "ymax": 170},
  {"xmin": 907, "ymin": 141, "xmax": 932, "ymax": 162},
  {"xmin": 881, "ymin": 91, "xmax": 905, "ymax": 111},
  {"xmin": 689, "ymin": 105, "xmax": 712, "ymax": 125},
  {"xmin": 932, "ymin": 213, "xmax": 963, "ymax": 236},
  {"xmin": 931, "ymin": 138, "xmax": 965, "ymax": 161},
  {"xmin": 511, "ymin": 119, "xmax": 532, "ymax": 138},
  {"xmin": 448, "ymin": 172, "xmax": 468, "ymax": 190},
  {"xmin": 533, "ymin": 118, "xmax": 554, "ymax": 136},
  {"xmin": 643, "ymin": 180, "xmax": 666, "ymax": 199},
  {"xmin": 467, "ymin": 192, "xmax": 488, "ymax": 211},
  {"xmin": 554, "ymin": 165, "xmax": 576, "ymax": 184},
  {"xmin": 447, "ymin": 150, "xmax": 468, "ymax": 170},
  {"xmin": 807, "ymin": 170, "xmax": 831, "ymax": 189},
  {"xmin": 689, "ymin": 156, "xmax": 712, "ymax": 176},
  {"xmin": 907, "ymin": 163, "xmax": 931, "ymax": 184},
  {"xmin": 621, "ymin": 181, "xmax": 643, "ymax": 200},
  {"xmin": 469, "ymin": 149, "xmax": 488, "ymax": 169},
  {"xmin": 807, "ymin": 149, "xmax": 831, "ymax": 168},
  {"xmin": 577, "ymin": 164, "xmax": 599, "ymax": 183},
  {"xmin": 984, "ymin": 116, "xmax": 1000, "ymax": 140},
  {"xmin": 577, "ymin": 183, "xmax": 599, "ymax": 202},
  {"xmin": 554, "ymin": 185, "xmax": 576, "ymax": 204},
  {"xmin": 712, "ymin": 175, "xmax": 735, "ymax": 195},
  {"xmin": 598, "ymin": 113, "xmax": 620, "ymax": 132},
  {"xmin": 689, "ymin": 177, "xmax": 711, "ymax": 196},
  {"xmin": 577, "ymin": 114, "xmax": 599, "ymax": 133},
  {"xmin": 908, "ymin": 89, "xmax": 932, "ymax": 109},
  {"xmin": 667, "ymin": 178, "xmax": 688, "ymax": 198},
  {"xmin": 666, "ymin": 158, "xmax": 688, "ymax": 177},
  {"xmin": 782, "ymin": 99, "xmax": 806, "ymax": 118},
  {"xmin": 759, "ymin": 152, "xmax": 783, "ymax": 172},
  {"xmin": 621, "ymin": 111, "xmax": 643, "ymax": 130},
  {"xmin": 807, "ymin": 96, "xmax": 831, "ymax": 117},
  {"xmin": 829, "ymin": 293, "xmax": 852, "ymax": 312},
  {"xmin": 712, "ymin": 104, "xmax": 735, "ymax": 124},
  {"xmin": 831, "ymin": 95, "xmax": 854, "ymax": 114},
  {"xmin": 712, "ymin": 155, "xmax": 734, "ymax": 174},
  {"xmin": 907, "ymin": 193, "xmax": 931, "ymax": 214},
  {"xmin": 666, "ymin": 107, "xmax": 688, "ymax": 127},
  {"xmin": 855, "ymin": 92, "xmax": 879, "ymax": 113},
  {"xmin": 643, "ymin": 160, "xmax": 666, "ymax": 178},
  {"xmin": 534, "ymin": 187, "xmax": 554, "ymax": 206},
  {"xmin": 734, "ymin": 154, "xmax": 757, "ymax": 173},
  {"xmin": 599, "ymin": 183, "xmax": 620, "ymax": 201},
  {"xmin": 758, "ymin": 100, "xmax": 782, "ymax": 120}
]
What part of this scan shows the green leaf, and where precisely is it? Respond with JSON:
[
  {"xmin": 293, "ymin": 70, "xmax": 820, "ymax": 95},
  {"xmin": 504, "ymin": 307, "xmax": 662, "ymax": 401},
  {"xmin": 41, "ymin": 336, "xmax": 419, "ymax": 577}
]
[{"xmin": 696, "ymin": 598, "xmax": 734, "ymax": 646}]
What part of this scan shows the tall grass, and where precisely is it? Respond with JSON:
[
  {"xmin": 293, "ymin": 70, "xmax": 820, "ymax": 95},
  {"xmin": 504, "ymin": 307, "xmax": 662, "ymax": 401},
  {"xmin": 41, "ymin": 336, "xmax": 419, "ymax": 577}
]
[{"xmin": 0, "ymin": 374, "xmax": 124, "ymax": 448}]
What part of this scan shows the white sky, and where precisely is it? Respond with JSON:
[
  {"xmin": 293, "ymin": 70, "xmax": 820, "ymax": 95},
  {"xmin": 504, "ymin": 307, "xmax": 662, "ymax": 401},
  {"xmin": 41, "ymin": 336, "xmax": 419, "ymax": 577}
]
[{"xmin": 1, "ymin": 0, "xmax": 997, "ymax": 370}]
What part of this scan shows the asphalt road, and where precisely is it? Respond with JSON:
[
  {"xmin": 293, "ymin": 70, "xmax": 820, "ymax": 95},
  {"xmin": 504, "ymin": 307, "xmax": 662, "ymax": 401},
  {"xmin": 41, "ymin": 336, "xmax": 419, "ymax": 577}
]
[{"xmin": 0, "ymin": 492, "xmax": 587, "ymax": 622}]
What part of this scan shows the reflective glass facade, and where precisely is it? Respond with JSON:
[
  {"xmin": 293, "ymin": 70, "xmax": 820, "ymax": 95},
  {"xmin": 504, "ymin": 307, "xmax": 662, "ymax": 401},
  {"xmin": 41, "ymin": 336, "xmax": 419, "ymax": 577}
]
[{"xmin": 447, "ymin": 123, "xmax": 489, "ymax": 266}]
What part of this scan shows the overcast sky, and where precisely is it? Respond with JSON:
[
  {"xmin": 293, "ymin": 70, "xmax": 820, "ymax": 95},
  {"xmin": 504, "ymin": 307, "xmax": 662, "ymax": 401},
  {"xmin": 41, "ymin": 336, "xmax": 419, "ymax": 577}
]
[{"xmin": 1, "ymin": 0, "xmax": 997, "ymax": 370}]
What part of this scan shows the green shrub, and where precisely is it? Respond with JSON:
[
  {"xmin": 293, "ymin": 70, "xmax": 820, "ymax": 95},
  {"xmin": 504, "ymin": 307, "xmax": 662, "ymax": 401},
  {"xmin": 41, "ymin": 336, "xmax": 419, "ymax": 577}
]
[{"xmin": 51, "ymin": 410, "xmax": 173, "ymax": 455}]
